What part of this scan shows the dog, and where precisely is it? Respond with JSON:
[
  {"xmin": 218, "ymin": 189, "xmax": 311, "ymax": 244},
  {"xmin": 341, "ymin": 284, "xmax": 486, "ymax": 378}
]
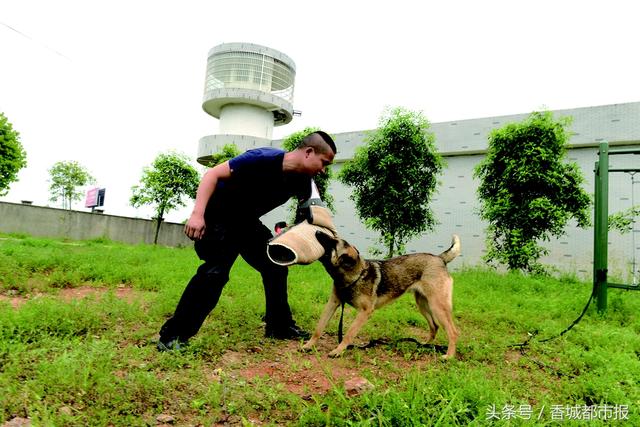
[{"xmin": 302, "ymin": 232, "xmax": 461, "ymax": 358}]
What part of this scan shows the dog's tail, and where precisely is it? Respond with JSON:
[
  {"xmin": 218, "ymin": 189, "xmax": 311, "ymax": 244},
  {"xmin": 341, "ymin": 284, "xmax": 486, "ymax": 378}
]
[{"xmin": 438, "ymin": 234, "xmax": 461, "ymax": 264}]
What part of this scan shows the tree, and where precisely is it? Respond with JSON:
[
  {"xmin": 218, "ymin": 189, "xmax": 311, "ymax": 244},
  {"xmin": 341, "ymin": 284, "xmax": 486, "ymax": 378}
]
[
  {"xmin": 130, "ymin": 152, "xmax": 199, "ymax": 244},
  {"xmin": 205, "ymin": 143, "xmax": 241, "ymax": 167},
  {"xmin": 609, "ymin": 206, "xmax": 640, "ymax": 234},
  {"xmin": 282, "ymin": 127, "xmax": 335, "ymax": 214},
  {"xmin": 474, "ymin": 111, "xmax": 591, "ymax": 274},
  {"xmin": 0, "ymin": 112, "xmax": 27, "ymax": 196},
  {"xmin": 339, "ymin": 107, "xmax": 444, "ymax": 258},
  {"xmin": 48, "ymin": 161, "xmax": 95, "ymax": 210}
]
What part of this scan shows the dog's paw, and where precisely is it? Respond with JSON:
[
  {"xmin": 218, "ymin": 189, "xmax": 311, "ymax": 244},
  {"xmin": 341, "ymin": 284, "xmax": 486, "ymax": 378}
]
[
  {"xmin": 328, "ymin": 348, "xmax": 344, "ymax": 358},
  {"xmin": 301, "ymin": 341, "xmax": 314, "ymax": 352}
]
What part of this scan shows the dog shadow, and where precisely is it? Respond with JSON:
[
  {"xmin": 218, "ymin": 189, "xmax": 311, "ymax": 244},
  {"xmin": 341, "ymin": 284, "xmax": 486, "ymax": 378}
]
[{"xmin": 347, "ymin": 337, "xmax": 449, "ymax": 355}]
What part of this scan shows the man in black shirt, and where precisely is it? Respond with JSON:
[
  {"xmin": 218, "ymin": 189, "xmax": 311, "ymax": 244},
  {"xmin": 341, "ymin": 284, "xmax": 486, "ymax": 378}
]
[{"xmin": 158, "ymin": 131, "xmax": 336, "ymax": 351}]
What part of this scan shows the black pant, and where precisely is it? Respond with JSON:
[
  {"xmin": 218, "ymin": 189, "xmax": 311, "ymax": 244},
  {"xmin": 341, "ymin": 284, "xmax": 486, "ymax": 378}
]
[{"xmin": 159, "ymin": 220, "xmax": 292, "ymax": 342}]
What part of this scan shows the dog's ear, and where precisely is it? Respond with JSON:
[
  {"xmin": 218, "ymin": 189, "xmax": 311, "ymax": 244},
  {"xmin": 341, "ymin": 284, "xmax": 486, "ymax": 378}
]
[{"xmin": 315, "ymin": 230, "xmax": 337, "ymax": 253}]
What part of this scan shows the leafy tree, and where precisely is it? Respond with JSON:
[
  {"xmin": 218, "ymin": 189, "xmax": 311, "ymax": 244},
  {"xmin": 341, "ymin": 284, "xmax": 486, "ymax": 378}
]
[
  {"xmin": 130, "ymin": 152, "xmax": 199, "ymax": 244},
  {"xmin": 0, "ymin": 112, "xmax": 27, "ymax": 196},
  {"xmin": 205, "ymin": 143, "xmax": 241, "ymax": 167},
  {"xmin": 339, "ymin": 107, "xmax": 443, "ymax": 258},
  {"xmin": 474, "ymin": 111, "xmax": 591, "ymax": 274},
  {"xmin": 48, "ymin": 161, "xmax": 95, "ymax": 210},
  {"xmin": 609, "ymin": 206, "xmax": 640, "ymax": 234}
]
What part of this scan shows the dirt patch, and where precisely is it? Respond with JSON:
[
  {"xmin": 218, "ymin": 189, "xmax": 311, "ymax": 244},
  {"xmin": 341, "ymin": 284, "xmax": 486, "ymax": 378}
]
[
  {"xmin": 0, "ymin": 294, "xmax": 24, "ymax": 309},
  {"xmin": 234, "ymin": 340, "xmax": 361, "ymax": 397},
  {"xmin": 59, "ymin": 285, "xmax": 138, "ymax": 303},
  {"xmin": 505, "ymin": 349, "xmax": 523, "ymax": 364},
  {"xmin": 219, "ymin": 337, "xmax": 444, "ymax": 399},
  {"xmin": 0, "ymin": 285, "xmax": 140, "ymax": 308}
]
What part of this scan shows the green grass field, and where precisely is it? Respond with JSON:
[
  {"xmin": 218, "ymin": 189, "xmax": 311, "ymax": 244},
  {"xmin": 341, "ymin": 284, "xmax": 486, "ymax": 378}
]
[{"xmin": 1, "ymin": 234, "xmax": 638, "ymax": 426}]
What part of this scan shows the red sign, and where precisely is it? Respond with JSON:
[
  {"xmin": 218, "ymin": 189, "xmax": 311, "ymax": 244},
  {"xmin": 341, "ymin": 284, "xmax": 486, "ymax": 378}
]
[{"xmin": 85, "ymin": 187, "xmax": 99, "ymax": 208}]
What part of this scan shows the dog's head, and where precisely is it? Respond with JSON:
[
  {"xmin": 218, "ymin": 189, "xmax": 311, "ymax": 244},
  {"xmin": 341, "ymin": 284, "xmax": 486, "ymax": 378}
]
[{"xmin": 315, "ymin": 231, "xmax": 361, "ymax": 274}]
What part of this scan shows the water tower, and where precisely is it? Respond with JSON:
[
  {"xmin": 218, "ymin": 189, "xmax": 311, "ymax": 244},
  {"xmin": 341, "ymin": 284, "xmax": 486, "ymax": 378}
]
[{"xmin": 197, "ymin": 42, "xmax": 296, "ymax": 165}]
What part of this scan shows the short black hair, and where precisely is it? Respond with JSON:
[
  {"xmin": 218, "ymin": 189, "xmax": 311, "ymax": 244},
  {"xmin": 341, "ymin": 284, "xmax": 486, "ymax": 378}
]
[{"xmin": 299, "ymin": 131, "xmax": 337, "ymax": 155}]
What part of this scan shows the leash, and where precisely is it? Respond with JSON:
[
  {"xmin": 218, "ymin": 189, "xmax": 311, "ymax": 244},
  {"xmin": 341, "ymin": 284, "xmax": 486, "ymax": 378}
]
[
  {"xmin": 336, "ymin": 268, "xmax": 371, "ymax": 344},
  {"xmin": 508, "ymin": 282, "xmax": 596, "ymax": 349},
  {"xmin": 338, "ymin": 302, "xmax": 345, "ymax": 342},
  {"xmin": 353, "ymin": 338, "xmax": 448, "ymax": 352}
]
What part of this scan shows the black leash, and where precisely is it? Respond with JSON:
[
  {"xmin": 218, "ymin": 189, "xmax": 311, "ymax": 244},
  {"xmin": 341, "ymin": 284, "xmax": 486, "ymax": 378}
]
[
  {"xmin": 352, "ymin": 338, "xmax": 448, "ymax": 352},
  {"xmin": 338, "ymin": 302, "xmax": 345, "ymax": 342},
  {"xmin": 336, "ymin": 305, "xmax": 445, "ymax": 351},
  {"xmin": 336, "ymin": 268, "xmax": 370, "ymax": 344},
  {"xmin": 508, "ymin": 283, "xmax": 596, "ymax": 349}
]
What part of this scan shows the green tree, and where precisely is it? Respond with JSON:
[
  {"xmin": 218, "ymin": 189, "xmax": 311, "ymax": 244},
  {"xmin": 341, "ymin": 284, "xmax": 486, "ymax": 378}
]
[
  {"xmin": 0, "ymin": 112, "xmax": 27, "ymax": 196},
  {"xmin": 474, "ymin": 111, "xmax": 591, "ymax": 274},
  {"xmin": 282, "ymin": 127, "xmax": 335, "ymax": 213},
  {"xmin": 609, "ymin": 206, "xmax": 640, "ymax": 234},
  {"xmin": 48, "ymin": 161, "xmax": 95, "ymax": 210},
  {"xmin": 130, "ymin": 152, "xmax": 199, "ymax": 244},
  {"xmin": 339, "ymin": 107, "xmax": 444, "ymax": 258},
  {"xmin": 205, "ymin": 143, "xmax": 241, "ymax": 167}
]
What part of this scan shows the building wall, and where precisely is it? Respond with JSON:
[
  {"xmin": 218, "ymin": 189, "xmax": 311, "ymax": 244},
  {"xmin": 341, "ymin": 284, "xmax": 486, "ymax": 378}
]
[{"xmin": 0, "ymin": 202, "xmax": 193, "ymax": 247}]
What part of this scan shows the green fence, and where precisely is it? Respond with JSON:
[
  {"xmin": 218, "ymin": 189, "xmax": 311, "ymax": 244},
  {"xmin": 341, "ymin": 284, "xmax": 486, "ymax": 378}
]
[{"xmin": 593, "ymin": 142, "xmax": 640, "ymax": 312}]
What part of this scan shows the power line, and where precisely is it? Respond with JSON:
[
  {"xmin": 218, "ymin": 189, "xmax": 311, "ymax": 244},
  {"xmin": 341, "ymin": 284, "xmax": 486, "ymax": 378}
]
[{"xmin": 0, "ymin": 21, "xmax": 71, "ymax": 61}]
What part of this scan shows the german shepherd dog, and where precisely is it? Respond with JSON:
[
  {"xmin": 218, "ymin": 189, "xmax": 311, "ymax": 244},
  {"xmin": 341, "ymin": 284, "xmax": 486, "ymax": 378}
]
[{"xmin": 302, "ymin": 232, "xmax": 461, "ymax": 358}]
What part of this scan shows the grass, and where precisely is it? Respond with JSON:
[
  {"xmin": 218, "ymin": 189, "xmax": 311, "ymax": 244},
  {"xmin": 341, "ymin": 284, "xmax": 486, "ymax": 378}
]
[{"xmin": 1, "ymin": 233, "xmax": 639, "ymax": 426}]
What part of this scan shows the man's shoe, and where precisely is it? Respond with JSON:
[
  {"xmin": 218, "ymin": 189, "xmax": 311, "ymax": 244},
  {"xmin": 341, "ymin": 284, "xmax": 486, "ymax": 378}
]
[
  {"xmin": 157, "ymin": 338, "xmax": 187, "ymax": 352},
  {"xmin": 265, "ymin": 324, "xmax": 311, "ymax": 340}
]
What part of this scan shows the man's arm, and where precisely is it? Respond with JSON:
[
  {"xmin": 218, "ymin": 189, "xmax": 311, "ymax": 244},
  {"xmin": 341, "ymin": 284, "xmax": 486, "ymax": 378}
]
[{"xmin": 184, "ymin": 161, "xmax": 232, "ymax": 240}]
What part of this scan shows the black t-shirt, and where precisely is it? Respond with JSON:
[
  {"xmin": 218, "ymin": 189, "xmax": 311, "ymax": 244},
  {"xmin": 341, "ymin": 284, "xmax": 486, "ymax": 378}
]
[{"xmin": 204, "ymin": 147, "xmax": 311, "ymax": 224}]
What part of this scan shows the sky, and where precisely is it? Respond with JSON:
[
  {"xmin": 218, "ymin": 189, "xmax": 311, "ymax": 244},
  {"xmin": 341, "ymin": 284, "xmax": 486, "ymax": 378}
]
[{"xmin": 1, "ymin": 0, "xmax": 639, "ymax": 223}]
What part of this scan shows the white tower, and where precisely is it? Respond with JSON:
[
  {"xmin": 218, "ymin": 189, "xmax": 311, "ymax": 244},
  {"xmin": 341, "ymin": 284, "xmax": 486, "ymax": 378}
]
[{"xmin": 197, "ymin": 42, "xmax": 296, "ymax": 165}]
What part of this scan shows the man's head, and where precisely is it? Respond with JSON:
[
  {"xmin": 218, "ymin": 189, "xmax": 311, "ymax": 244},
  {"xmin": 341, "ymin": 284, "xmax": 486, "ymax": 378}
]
[
  {"xmin": 296, "ymin": 131, "xmax": 336, "ymax": 176},
  {"xmin": 298, "ymin": 131, "xmax": 337, "ymax": 156}
]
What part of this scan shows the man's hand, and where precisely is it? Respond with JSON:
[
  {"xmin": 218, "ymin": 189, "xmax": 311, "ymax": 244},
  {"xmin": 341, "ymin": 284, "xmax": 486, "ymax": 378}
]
[
  {"xmin": 183, "ymin": 161, "xmax": 232, "ymax": 241},
  {"xmin": 184, "ymin": 213, "xmax": 206, "ymax": 241},
  {"xmin": 274, "ymin": 221, "xmax": 288, "ymax": 235}
]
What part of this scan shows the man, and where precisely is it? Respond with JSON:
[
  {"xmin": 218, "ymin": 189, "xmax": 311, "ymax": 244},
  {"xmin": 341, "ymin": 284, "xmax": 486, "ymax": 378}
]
[{"xmin": 158, "ymin": 131, "xmax": 336, "ymax": 351}]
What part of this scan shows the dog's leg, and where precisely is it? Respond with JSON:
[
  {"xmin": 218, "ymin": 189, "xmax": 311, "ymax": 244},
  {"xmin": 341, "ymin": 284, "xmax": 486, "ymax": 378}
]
[
  {"xmin": 302, "ymin": 290, "xmax": 341, "ymax": 351},
  {"xmin": 414, "ymin": 292, "xmax": 438, "ymax": 343},
  {"xmin": 328, "ymin": 305, "xmax": 374, "ymax": 357},
  {"xmin": 426, "ymin": 278, "xmax": 459, "ymax": 359}
]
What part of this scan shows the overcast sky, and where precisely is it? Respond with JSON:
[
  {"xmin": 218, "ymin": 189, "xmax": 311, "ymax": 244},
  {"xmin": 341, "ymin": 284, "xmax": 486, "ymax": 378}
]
[{"xmin": 2, "ymin": 0, "xmax": 639, "ymax": 222}]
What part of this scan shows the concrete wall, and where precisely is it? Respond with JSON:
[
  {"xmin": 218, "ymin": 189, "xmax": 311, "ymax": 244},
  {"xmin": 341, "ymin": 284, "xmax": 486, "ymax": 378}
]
[{"xmin": 0, "ymin": 202, "xmax": 193, "ymax": 247}]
